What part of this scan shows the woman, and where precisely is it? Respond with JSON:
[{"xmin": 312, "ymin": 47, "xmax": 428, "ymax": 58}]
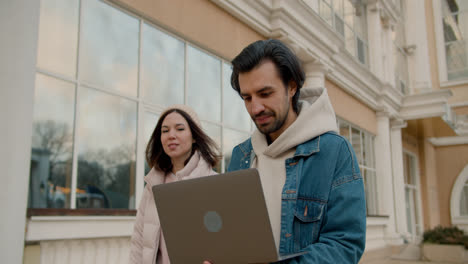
[{"xmin": 129, "ymin": 104, "xmax": 219, "ymax": 264}]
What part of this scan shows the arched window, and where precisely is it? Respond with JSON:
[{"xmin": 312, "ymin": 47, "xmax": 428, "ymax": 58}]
[{"xmin": 450, "ymin": 164, "xmax": 468, "ymax": 232}]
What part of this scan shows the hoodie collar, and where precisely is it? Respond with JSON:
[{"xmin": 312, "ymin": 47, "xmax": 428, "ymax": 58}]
[{"xmin": 251, "ymin": 87, "xmax": 337, "ymax": 158}]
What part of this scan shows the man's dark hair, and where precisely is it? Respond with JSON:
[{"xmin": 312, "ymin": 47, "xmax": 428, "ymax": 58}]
[
  {"xmin": 146, "ymin": 109, "xmax": 220, "ymax": 173},
  {"xmin": 230, "ymin": 39, "xmax": 305, "ymax": 113}
]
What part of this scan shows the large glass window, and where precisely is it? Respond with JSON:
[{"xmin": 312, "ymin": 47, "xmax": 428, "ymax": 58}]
[
  {"xmin": 30, "ymin": 0, "xmax": 251, "ymax": 212},
  {"xmin": 338, "ymin": 119, "xmax": 377, "ymax": 215},
  {"xmin": 442, "ymin": 0, "xmax": 468, "ymax": 80},
  {"xmin": 403, "ymin": 151, "xmax": 422, "ymax": 239},
  {"xmin": 306, "ymin": 0, "xmax": 368, "ymax": 66}
]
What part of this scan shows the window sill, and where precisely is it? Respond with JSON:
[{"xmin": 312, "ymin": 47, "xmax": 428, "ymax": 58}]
[
  {"xmin": 25, "ymin": 209, "xmax": 137, "ymax": 241},
  {"xmin": 27, "ymin": 208, "xmax": 136, "ymax": 217}
]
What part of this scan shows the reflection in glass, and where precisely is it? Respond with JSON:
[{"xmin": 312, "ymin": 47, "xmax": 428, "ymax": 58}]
[
  {"xmin": 36, "ymin": 0, "xmax": 79, "ymax": 77},
  {"xmin": 80, "ymin": 0, "xmax": 139, "ymax": 97},
  {"xmin": 187, "ymin": 46, "xmax": 221, "ymax": 122},
  {"xmin": 339, "ymin": 121, "xmax": 350, "ymax": 141},
  {"xmin": 364, "ymin": 170, "xmax": 378, "ymax": 215},
  {"xmin": 405, "ymin": 188, "xmax": 413, "ymax": 234},
  {"xmin": 351, "ymin": 128, "xmax": 362, "ymax": 164},
  {"xmin": 222, "ymin": 63, "xmax": 251, "ymax": 131},
  {"xmin": 223, "ymin": 128, "xmax": 250, "ymax": 172},
  {"xmin": 144, "ymin": 112, "xmax": 159, "ymax": 175},
  {"xmin": 461, "ymin": 184, "xmax": 468, "ymax": 216},
  {"xmin": 141, "ymin": 23, "xmax": 184, "ymax": 106},
  {"xmin": 30, "ymin": 74, "xmax": 75, "ymax": 208},
  {"xmin": 77, "ymin": 87, "xmax": 137, "ymax": 209}
]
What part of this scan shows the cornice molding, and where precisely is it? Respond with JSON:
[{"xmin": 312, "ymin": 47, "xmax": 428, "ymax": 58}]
[
  {"xmin": 428, "ymin": 136, "xmax": 468, "ymax": 146},
  {"xmin": 399, "ymin": 89, "xmax": 453, "ymax": 120},
  {"xmin": 391, "ymin": 118, "xmax": 407, "ymax": 130}
]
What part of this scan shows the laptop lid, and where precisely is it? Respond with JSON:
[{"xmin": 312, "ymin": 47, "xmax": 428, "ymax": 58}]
[{"xmin": 153, "ymin": 168, "xmax": 284, "ymax": 264}]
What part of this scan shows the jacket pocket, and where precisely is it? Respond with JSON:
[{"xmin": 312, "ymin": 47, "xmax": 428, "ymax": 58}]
[{"xmin": 293, "ymin": 199, "xmax": 325, "ymax": 249}]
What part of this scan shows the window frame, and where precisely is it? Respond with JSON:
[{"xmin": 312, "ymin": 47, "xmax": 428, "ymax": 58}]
[
  {"xmin": 337, "ymin": 118, "xmax": 378, "ymax": 216},
  {"xmin": 433, "ymin": 0, "xmax": 468, "ymax": 86},
  {"xmin": 310, "ymin": 0, "xmax": 369, "ymax": 66},
  {"xmin": 29, "ymin": 0, "xmax": 252, "ymax": 216}
]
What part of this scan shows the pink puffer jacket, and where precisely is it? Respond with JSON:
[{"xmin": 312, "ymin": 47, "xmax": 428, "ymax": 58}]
[{"xmin": 129, "ymin": 151, "xmax": 216, "ymax": 264}]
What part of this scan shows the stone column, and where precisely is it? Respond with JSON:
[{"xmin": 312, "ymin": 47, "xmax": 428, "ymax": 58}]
[
  {"xmin": 0, "ymin": 1, "xmax": 40, "ymax": 263},
  {"xmin": 390, "ymin": 119, "xmax": 409, "ymax": 239},
  {"xmin": 375, "ymin": 110, "xmax": 400, "ymax": 243}
]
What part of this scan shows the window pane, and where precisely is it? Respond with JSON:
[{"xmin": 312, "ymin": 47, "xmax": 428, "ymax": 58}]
[
  {"xmin": 80, "ymin": 0, "xmax": 139, "ymax": 97},
  {"xmin": 30, "ymin": 74, "xmax": 75, "ymax": 208},
  {"xmin": 357, "ymin": 37, "xmax": 367, "ymax": 65},
  {"xmin": 351, "ymin": 127, "xmax": 362, "ymax": 164},
  {"xmin": 364, "ymin": 169, "xmax": 378, "ymax": 215},
  {"xmin": 223, "ymin": 128, "xmax": 250, "ymax": 172},
  {"xmin": 339, "ymin": 122, "xmax": 350, "ymax": 141},
  {"xmin": 446, "ymin": 40, "xmax": 468, "ymax": 79},
  {"xmin": 223, "ymin": 63, "xmax": 251, "ymax": 131},
  {"xmin": 187, "ymin": 46, "xmax": 221, "ymax": 122},
  {"xmin": 77, "ymin": 88, "xmax": 137, "ymax": 209},
  {"xmin": 405, "ymin": 188, "xmax": 413, "ymax": 234},
  {"xmin": 461, "ymin": 183, "xmax": 468, "ymax": 215},
  {"xmin": 335, "ymin": 15, "xmax": 345, "ymax": 37},
  {"xmin": 141, "ymin": 24, "xmax": 184, "ymax": 107},
  {"xmin": 36, "ymin": 0, "xmax": 79, "ymax": 77},
  {"xmin": 362, "ymin": 132, "xmax": 373, "ymax": 167},
  {"xmin": 143, "ymin": 112, "xmax": 159, "ymax": 175}
]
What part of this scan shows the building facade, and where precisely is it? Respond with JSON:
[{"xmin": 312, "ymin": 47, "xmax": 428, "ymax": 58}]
[{"xmin": 1, "ymin": 0, "xmax": 468, "ymax": 263}]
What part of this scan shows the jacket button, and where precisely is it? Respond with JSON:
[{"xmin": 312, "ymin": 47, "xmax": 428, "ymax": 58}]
[{"xmin": 245, "ymin": 160, "xmax": 248, "ymax": 164}]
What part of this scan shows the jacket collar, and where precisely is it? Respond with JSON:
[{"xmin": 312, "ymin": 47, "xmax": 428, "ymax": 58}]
[{"xmin": 293, "ymin": 135, "xmax": 320, "ymax": 157}]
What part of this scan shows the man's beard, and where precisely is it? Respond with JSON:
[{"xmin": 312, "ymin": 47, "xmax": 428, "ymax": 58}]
[{"xmin": 252, "ymin": 104, "xmax": 289, "ymax": 136}]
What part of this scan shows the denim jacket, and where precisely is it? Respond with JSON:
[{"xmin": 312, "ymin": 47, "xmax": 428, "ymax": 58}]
[{"xmin": 227, "ymin": 132, "xmax": 366, "ymax": 263}]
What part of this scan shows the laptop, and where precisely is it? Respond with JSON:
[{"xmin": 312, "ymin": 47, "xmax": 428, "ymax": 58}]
[{"xmin": 152, "ymin": 168, "xmax": 306, "ymax": 264}]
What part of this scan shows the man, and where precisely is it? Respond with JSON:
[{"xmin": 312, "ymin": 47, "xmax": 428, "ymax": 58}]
[{"xmin": 207, "ymin": 39, "xmax": 366, "ymax": 263}]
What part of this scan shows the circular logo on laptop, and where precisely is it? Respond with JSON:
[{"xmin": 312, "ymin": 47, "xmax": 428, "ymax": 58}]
[{"xmin": 204, "ymin": 211, "xmax": 222, "ymax": 232}]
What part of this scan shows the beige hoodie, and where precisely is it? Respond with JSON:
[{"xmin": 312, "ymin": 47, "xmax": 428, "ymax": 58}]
[
  {"xmin": 250, "ymin": 86, "xmax": 338, "ymax": 250},
  {"xmin": 129, "ymin": 151, "xmax": 216, "ymax": 264}
]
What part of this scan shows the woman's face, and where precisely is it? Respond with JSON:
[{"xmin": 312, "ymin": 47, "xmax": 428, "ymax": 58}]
[{"xmin": 160, "ymin": 112, "xmax": 195, "ymax": 163}]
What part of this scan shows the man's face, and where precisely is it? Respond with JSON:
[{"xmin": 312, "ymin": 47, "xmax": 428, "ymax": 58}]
[{"xmin": 238, "ymin": 60, "xmax": 297, "ymax": 141}]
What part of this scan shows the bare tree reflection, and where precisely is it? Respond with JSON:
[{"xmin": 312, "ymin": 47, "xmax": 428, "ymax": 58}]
[
  {"xmin": 30, "ymin": 120, "xmax": 72, "ymax": 208},
  {"xmin": 29, "ymin": 120, "xmax": 136, "ymax": 209},
  {"xmin": 77, "ymin": 144, "xmax": 135, "ymax": 209}
]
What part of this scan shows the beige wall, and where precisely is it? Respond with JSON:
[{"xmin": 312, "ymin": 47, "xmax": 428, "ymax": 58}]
[
  {"xmin": 449, "ymin": 86, "xmax": 468, "ymax": 104},
  {"xmin": 454, "ymin": 105, "xmax": 468, "ymax": 115},
  {"xmin": 111, "ymin": 0, "xmax": 264, "ymax": 60},
  {"xmin": 326, "ymin": 80, "xmax": 377, "ymax": 135},
  {"xmin": 420, "ymin": 139, "xmax": 441, "ymax": 229},
  {"xmin": 435, "ymin": 145, "xmax": 468, "ymax": 226}
]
